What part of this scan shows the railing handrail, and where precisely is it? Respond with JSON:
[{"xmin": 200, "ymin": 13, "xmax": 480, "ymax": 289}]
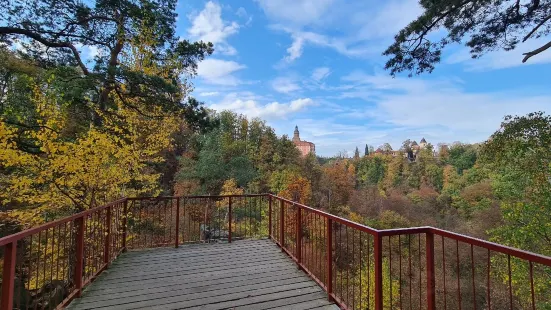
[
  {"xmin": 268, "ymin": 194, "xmax": 551, "ymax": 266},
  {"xmin": 2, "ymin": 194, "xmax": 550, "ymax": 265},
  {"xmin": 126, "ymin": 194, "xmax": 268, "ymax": 200},
  {"xmin": 0, "ymin": 197, "xmax": 128, "ymax": 247}
]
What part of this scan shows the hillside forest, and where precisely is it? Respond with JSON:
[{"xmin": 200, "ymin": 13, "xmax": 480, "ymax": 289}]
[{"xmin": 1, "ymin": 0, "xmax": 551, "ymax": 308}]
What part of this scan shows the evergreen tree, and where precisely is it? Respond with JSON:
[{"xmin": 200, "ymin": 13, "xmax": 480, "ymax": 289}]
[{"xmin": 384, "ymin": 0, "xmax": 551, "ymax": 76}]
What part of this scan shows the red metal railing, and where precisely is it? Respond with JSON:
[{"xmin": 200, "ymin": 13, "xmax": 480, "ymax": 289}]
[
  {"xmin": 0, "ymin": 194, "xmax": 550, "ymax": 309},
  {"xmin": 269, "ymin": 195, "xmax": 551, "ymax": 310},
  {"xmin": 0, "ymin": 195, "xmax": 266, "ymax": 309}
]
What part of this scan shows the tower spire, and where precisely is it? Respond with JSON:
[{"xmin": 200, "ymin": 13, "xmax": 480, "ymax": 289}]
[{"xmin": 293, "ymin": 125, "xmax": 300, "ymax": 142}]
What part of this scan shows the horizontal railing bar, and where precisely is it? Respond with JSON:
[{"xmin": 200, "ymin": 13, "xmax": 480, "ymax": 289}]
[
  {"xmin": 271, "ymin": 194, "xmax": 551, "ymax": 267},
  {"xmin": 429, "ymin": 227, "xmax": 551, "ymax": 266},
  {"xmin": 0, "ymin": 197, "xmax": 127, "ymax": 246},
  {"xmin": 2, "ymin": 194, "xmax": 550, "ymax": 268},
  {"xmin": 269, "ymin": 195, "xmax": 379, "ymax": 236},
  {"xmin": 127, "ymin": 194, "xmax": 268, "ymax": 200},
  {"xmin": 377, "ymin": 226, "xmax": 431, "ymax": 236}
]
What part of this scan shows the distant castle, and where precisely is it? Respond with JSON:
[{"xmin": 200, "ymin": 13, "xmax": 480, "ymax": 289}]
[
  {"xmin": 292, "ymin": 126, "xmax": 315, "ymax": 156},
  {"xmin": 374, "ymin": 138, "xmax": 432, "ymax": 160}
]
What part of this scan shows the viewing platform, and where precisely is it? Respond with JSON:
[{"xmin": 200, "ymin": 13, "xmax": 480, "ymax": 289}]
[
  {"xmin": 67, "ymin": 240, "xmax": 337, "ymax": 310},
  {"xmin": 0, "ymin": 194, "xmax": 550, "ymax": 309}
]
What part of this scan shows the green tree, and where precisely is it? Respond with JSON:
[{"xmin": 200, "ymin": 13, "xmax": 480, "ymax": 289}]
[
  {"xmin": 357, "ymin": 156, "xmax": 386, "ymax": 186},
  {"xmin": 384, "ymin": 0, "xmax": 551, "ymax": 76},
  {"xmin": 1, "ymin": 0, "xmax": 213, "ymax": 126},
  {"xmin": 448, "ymin": 143, "xmax": 477, "ymax": 174},
  {"xmin": 354, "ymin": 146, "xmax": 360, "ymax": 160},
  {"xmin": 481, "ymin": 112, "xmax": 551, "ymax": 253},
  {"xmin": 481, "ymin": 112, "xmax": 551, "ymax": 307}
]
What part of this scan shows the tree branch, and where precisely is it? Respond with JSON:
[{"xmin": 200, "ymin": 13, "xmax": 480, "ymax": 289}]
[
  {"xmin": 407, "ymin": 0, "xmax": 473, "ymax": 53},
  {"xmin": 3, "ymin": 119, "xmax": 60, "ymax": 134},
  {"xmin": 0, "ymin": 27, "xmax": 89, "ymax": 75},
  {"xmin": 522, "ymin": 40, "xmax": 551, "ymax": 62},
  {"xmin": 522, "ymin": 14, "xmax": 551, "ymax": 42},
  {"xmin": 97, "ymin": 11, "xmax": 125, "ymax": 111}
]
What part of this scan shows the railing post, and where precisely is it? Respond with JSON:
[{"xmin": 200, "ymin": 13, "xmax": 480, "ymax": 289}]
[
  {"xmin": 426, "ymin": 232, "xmax": 436, "ymax": 310},
  {"xmin": 228, "ymin": 197, "xmax": 232, "ymax": 243},
  {"xmin": 374, "ymin": 233, "xmax": 383, "ymax": 310},
  {"xmin": 326, "ymin": 218, "xmax": 333, "ymax": 302},
  {"xmin": 280, "ymin": 199, "xmax": 285, "ymax": 251},
  {"xmin": 74, "ymin": 217, "xmax": 85, "ymax": 298},
  {"xmin": 268, "ymin": 195, "xmax": 272, "ymax": 239},
  {"xmin": 296, "ymin": 206, "xmax": 302, "ymax": 263},
  {"xmin": 104, "ymin": 206, "xmax": 112, "ymax": 266},
  {"xmin": 175, "ymin": 197, "xmax": 180, "ymax": 248},
  {"xmin": 1, "ymin": 242, "xmax": 17, "ymax": 310},
  {"xmin": 122, "ymin": 199, "xmax": 128, "ymax": 253}
]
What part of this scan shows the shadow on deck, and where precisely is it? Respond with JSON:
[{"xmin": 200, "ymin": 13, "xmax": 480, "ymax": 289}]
[{"xmin": 67, "ymin": 239, "xmax": 339, "ymax": 310}]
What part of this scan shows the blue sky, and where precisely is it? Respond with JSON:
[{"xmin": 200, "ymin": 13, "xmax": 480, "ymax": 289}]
[{"xmin": 175, "ymin": 0, "xmax": 551, "ymax": 156}]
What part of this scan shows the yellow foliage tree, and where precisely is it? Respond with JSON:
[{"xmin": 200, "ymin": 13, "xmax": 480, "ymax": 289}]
[
  {"xmin": 270, "ymin": 169, "xmax": 312, "ymax": 204},
  {"xmin": 0, "ymin": 88, "xmax": 180, "ymax": 227}
]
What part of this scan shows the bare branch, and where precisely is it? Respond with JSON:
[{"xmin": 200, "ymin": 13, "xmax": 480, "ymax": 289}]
[
  {"xmin": 407, "ymin": 0, "xmax": 473, "ymax": 53},
  {"xmin": 3, "ymin": 119, "xmax": 60, "ymax": 134},
  {"xmin": 522, "ymin": 40, "xmax": 551, "ymax": 62},
  {"xmin": 522, "ymin": 14, "xmax": 551, "ymax": 42},
  {"xmin": 0, "ymin": 27, "xmax": 89, "ymax": 75}
]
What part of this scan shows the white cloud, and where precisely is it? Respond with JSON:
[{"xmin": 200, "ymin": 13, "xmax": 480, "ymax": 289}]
[
  {"xmin": 311, "ymin": 67, "xmax": 331, "ymax": 81},
  {"xmin": 197, "ymin": 58, "xmax": 246, "ymax": 86},
  {"xmin": 235, "ymin": 7, "xmax": 253, "ymax": 26},
  {"xmin": 353, "ymin": 0, "xmax": 422, "ymax": 40},
  {"xmin": 188, "ymin": 1, "xmax": 240, "ymax": 55},
  {"xmin": 236, "ymin": 7, "xmax": 247, "ymax": 18},
  {"xmin": 272, "ymin": 77, "xmax": 301, "ymax": 93},
  {"xmin": 329, "ymin": 72, "xmax": 551, "ymax": 150},
  {"xmin": 209, "ymin": 93, "xmax": 314, "ymax": 119},
  {"xmin": 275, "ymin": 28, "xmax": 380, "ymax": 64},
  {"xmin": 198, "ymin": 91, "xmax": 220, "ymax": 97},
  {"xmin": 262, "ymin": 0, "xmax": 420, "ymax": 63},
  {"xmin": 256, "ymin": 0, "xmax": 336, "ymax": 26},
  {"xmin": 284, "ymin": 37, "xmax": 305, "ymax": 62},
  {"xmin": 446, "ymin": 37, "xmax": 551, "ymax": 71}
]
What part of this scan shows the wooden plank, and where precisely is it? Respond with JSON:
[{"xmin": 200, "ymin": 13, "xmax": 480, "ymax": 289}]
[
  {"xmin": 99, "ymin": 252, "xmax": 288, "ymax": 279},
  {"xmin": 111, "ymin": 247, "xmax": 282, "ymax": 265},
  {"xmin": 85, "ymin": 262, "xmax": 297, "ymax": 291},
  {"xmin": 230, "ymin": 292, "xmax": 328, "ymax": 310},
  {"xmin": 123, "ymin": 239, "xmax": 270, "ymax": 257},
  {"xmin": 106, "ymin": 250, "xmax": 286, "ymax": 271},
  {"xmin": 267, "ymin": 299, "xmax": 337, "ymax": 310},
  {"xmin": 67, "ymin": 240, "xmax": 338, "ymax": 310},
  {"xmin": 310, "ymin": 305, "xmax": 342, "ymax": 310},
  {"xmin": 122, "ymin": 241, "xmax": 274, "ymax": 258},
  {"xmin": 144, "ymin": 284, "xmax": 322, "ymax": 310},
  {"xmin": 113, "ymin": 245, "xmax": 278, "ymax": 265},
  {"xmin": 73, "ymin": 280, "xmax": 318, "ymax": 310},
  {"xmin": 94, "ymin": 260, "xmax": 293, "ymax": 284},
  {"xmin": 83, "ymin": 265, "xmax": 300, "ymax": 293},
  {"xmin": 78, "ymin": 270, "xmax": 310, "ymax": 303},
  {"xmin": 72, "ymin": 277, "xmax": 314, "ymax": 309}
]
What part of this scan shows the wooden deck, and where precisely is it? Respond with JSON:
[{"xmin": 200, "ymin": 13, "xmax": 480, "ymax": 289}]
[{"xmin": 67, "ymin": 239, "xmax": 339, "ymax": 310}]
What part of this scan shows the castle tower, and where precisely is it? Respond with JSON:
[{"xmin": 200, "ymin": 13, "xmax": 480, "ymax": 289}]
[
  {"xmin": 292, "ymin": 125, "xmax": 315, "ymax": 156},
  {"xmin": 293, "ymin": 125, "xmax": 300, "ymax": 142},
  {"xmin": 419, "ymin": 137, "xmax": 427, "ymax": 149}
]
